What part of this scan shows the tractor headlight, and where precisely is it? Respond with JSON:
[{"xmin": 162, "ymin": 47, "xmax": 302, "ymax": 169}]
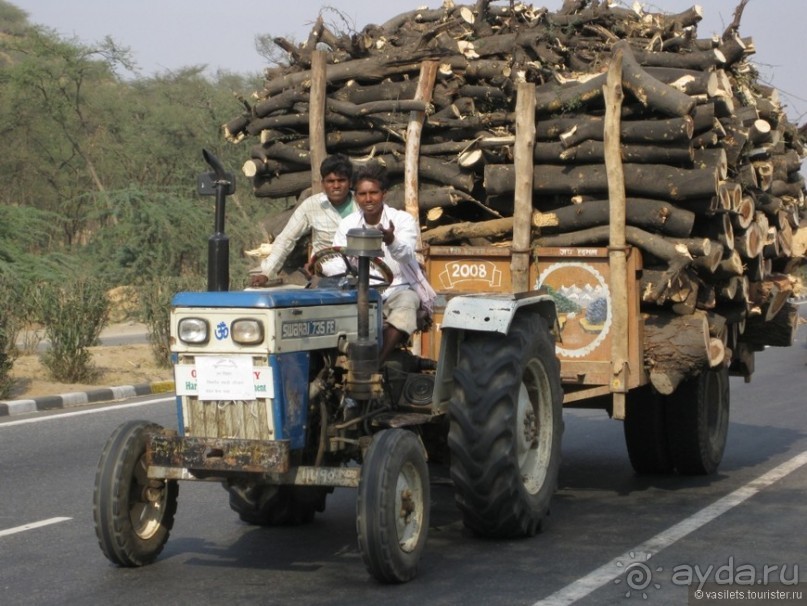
[
  {"xmin": 177, "ymin": 318, "xmax": 209, "ymax": 344},
  {"xmin": 232, "ymin": 318, "xmax": 264, "ymax": 345}
]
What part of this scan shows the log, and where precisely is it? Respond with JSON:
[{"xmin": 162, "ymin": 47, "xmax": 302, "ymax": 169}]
[
  {"xmin": 531, "ymin": 198, "xmax": 695, "ymax": 237},
  {"xmin": 643, "ymin": 310, "xmax": 725, "ymax": 395},
  {"xmin": 731, "ymin": 195, "xmax": 756, "ymax": 230},
  {"xmin": 254, "ymin": 153, "xmax": 477, "ymax": 197},
  {"xmin": 557, "ymin": 115, "xmax": 694, "ymax": 148},
  {"xmin": 533, "ymin": 140, "xmax": 694, "ymax": 165},
  {"xmin": 690, "ymin": 241, "xmax": 724, "ymax": 273},
  {"xmin": 734, "ymin": 224, "xmax": 764, "ymax": 259},
  {"xmin": 253, "ymin": 89, "xmax": 309, "ymax": 119},
  {"xmin": 745, "ymin": 252, "xmax": 767, "ymax": 282},
  {"xmin": 644, "ymin": 66, "xmax": 719, "ymax": 96},
  {"xmin": 534, "ymin": 73, "xmax": 607, "ymax": 115},
  {"xmin": 260, "ymin": 54, "xmax": 439, "ymax": 97},
  {"xmin": 691, "ymin": 103, "xmax": 716, "ymax": 131},
  {"xmin": 421, "ymin": 217, "xmax": 513, "ymax": 245},
  {"xmin": 331, "ymin": 79, "xmax": 418, "ymax": 104},
  {"xmin": 748, "ymin": 274, "xmax": 794, "ymax": 321},
  {"xmin": 640, "ymin": 267, "xmax": 695, "ymax": 306},
  {"xmin": 536, "ymin": 225, "xmax": 692, "ymax": 268},
  {"xmin": 671, "ymin": 279, "xmax": 701, "ymax": 315},
  {"xmin": 695, "ymin": 213, "xmax": 734, "ymax": 251},
  {"xmin": 776, "ymin": 221, "xmax": 794, "ymax": 258},
  {"xmin": 692, "ymin": 148, "xmax": 728, "ymax": 179},
  {"xmin": 385, "ymin": 187, "xmax": 478, "ymax": 211},
  {"xmin": 327, "ymin": 98, "xmax": 431, "ymax": 118},
  {"xmin": 705, "ymin": 249, "xmax": 744, "ymax": 279},
  {"xmin": 484, "ymin": 163, "xmax": 720, "ymax": 201},
  {"xmin": 614, "ymin": 40, "xmax": 697, "ymax": 117},
  {"xmin": 740, "ymin": 302, "xmax": 799, "ymax": 347}
]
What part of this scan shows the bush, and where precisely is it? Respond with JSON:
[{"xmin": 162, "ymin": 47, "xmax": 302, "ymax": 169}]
[
  {"xmin": 0, "ymin": 323, "xmax": 13, "ymax": 399},
  {"xmin": 137, "ymin": 274, "xmax": 205, "ymax": 368},
  {"xmin": 0, "ymin": 273, "xmax": 28, "ymax": 398},
  {"xmin": 34, "ymin": 277, "xmax": 110, "ymax": 383}
]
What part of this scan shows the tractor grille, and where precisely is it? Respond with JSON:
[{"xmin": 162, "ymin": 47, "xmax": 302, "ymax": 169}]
[{"xmin": 179, "ymin": 356, "xmax": 275, "ymax": 441}]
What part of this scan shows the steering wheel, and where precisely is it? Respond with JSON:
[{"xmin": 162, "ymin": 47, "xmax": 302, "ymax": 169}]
[{"xmin": 308, "ymin": 246, "xmax": 393, "ymax": 288}]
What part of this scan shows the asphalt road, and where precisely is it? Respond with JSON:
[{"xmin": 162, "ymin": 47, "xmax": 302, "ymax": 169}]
[
  {"xmin": 17, "ymin": 322, "xmax": 149, "ymax": 351},
  {"xmin": 1, "ymin": 313, "xmax": 805, "ymax": 606}
]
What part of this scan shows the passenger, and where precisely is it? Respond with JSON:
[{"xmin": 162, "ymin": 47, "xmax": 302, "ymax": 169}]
[
  {"xmin": 249, "ymin": 154, "xmax": 356, "ymax": 287},
  {"xmin": 332, "ymin": 161, "xmax": 436, "ymax": 363}
]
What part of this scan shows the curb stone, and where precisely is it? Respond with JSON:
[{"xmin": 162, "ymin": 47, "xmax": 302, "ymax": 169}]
[{"xmin": 0, "ymin": 381, "xmax": 176, "ymax": 417}]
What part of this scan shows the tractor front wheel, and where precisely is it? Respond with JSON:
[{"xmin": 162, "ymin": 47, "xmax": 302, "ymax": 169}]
[
  {"xmin": 93, "ymin": 420, "xmax": 178, "ymax": 566},
  {"xmin": 357, "ymin": 429, "xmax": 430, "ymax": 584}
]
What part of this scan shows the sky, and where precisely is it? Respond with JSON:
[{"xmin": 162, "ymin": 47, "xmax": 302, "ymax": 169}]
[{"xmin": 11, "ymin": 0, "xmax": 807, "ymax": 125}]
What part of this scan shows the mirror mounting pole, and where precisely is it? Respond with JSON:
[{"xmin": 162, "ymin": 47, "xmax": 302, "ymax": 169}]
[{"xmin": 199, "ymin": 148, "xmax": 235, "ymax": 292}]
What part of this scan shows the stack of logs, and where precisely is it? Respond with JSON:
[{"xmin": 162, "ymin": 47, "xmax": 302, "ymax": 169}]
[{"xmin": 224, "ymin": 0, "xmax": 804, "ymax": 389}]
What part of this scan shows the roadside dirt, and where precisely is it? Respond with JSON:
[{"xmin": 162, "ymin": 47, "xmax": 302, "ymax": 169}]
[{"xmin": 6, "ymin": 341, "xmax": 173, "ymax": 400}]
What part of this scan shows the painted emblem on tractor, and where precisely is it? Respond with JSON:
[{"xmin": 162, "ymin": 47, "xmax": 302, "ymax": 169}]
[
  {"xmin": 535, "ymin": 262, "xmax": 612, "ymax": 358},
  {"xmin": 215, "ymin": 321, "xmax": 230, "ymax": 341}
]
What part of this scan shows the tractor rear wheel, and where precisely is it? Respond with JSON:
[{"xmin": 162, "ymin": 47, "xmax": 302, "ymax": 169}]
[
  {"xmin": 623, "ymin": 385, "xmax": 674, "ymax": 474},
  {"xmin": 357, "ymin": 429, "xmax": 429, "ymax": 584},
  {"xmin": 93, "ymin": 420, "xmax": 178, "ymax": 566},
  {"xmin": 665, "ymin": 366, "xmax": 730, "ymax": 475},
  {"xmin": 448, "ymin": 313, "xmax": 563, "ymax": 538},
  {"xmin": 226, "ymin": 484, "xmax": 326, "ymax": 526}
]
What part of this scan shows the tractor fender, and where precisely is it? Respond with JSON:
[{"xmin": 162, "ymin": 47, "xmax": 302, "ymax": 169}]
[
  {"xmin": 431, "ymin": 292, "xmax": 557, "ymax": 413},
  {"xmin": 441, "ymin": 292, "xmax": 556, "ymax": 335}
]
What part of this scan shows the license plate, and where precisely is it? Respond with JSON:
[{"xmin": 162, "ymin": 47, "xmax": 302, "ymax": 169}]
[{"xmin": 175, "ymin": 357, "xmax": 273, "ymax": 400}]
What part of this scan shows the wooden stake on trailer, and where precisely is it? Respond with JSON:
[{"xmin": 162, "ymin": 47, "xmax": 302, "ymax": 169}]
[
  {"xmin": 512, "ymin": 80, "xmax": 536, "ymax": 293},
  {"xmin": 405, "ymin": 61, "xmax": 438, "ymax": 357},
  {"xmin": 404, "ymin": 60, "xmax": 439, "ymax": 262},
  {"xmin": 309, "ymin": 50, "xmax": 327, "ymax": 194},
  {"xmin": 603, "ymin": 48, "xmax": 629, "ymax": 420}
]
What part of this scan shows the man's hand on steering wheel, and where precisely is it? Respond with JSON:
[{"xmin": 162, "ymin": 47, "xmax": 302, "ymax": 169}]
[{"xmin": 307, "ymin": 246, "xmax": 393, "ymax": 288}]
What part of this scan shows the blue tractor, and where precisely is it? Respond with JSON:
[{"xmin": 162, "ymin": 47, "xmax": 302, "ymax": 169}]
[{"xmin": 92, "ymin": 151, "xmax": 563, "ymax": 583}]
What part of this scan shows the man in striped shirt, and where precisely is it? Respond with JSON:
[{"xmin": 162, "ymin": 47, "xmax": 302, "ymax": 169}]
[{"xmin": 250, "ymin": 154, "xmax": 356, "ymax": 286}]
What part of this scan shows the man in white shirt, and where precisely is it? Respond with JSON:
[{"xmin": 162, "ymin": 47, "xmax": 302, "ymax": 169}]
[
  {"xmin": 250, "ymin": 154, "xmax": 356, "ymax": 286},
  {"xmin": 332, "ymin": 161, "xmax": 436, "ymax": 363}
]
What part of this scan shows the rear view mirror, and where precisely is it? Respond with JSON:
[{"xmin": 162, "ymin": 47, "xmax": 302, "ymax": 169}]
[{"xmin": 197, "ymin": 171, "xmax": 236, "ymax": 196}]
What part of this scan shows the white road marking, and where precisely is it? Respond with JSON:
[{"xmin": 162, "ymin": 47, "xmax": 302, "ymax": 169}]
[
  {"xmin": 533, "ymin": 450, "xmax": 807, "ymax": 606},
  {"xmin": 0, "ymin": 517, "xmax": 72, "ymax": 538},
  {"xmin": 0, "ymin": 396, "xmax": 173, "ymax": 428}
]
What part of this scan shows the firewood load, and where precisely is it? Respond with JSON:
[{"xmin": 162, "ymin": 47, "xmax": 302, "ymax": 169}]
[{"xmin": 223, "ymin": 0, "xmax": 805, "ymax": 389}]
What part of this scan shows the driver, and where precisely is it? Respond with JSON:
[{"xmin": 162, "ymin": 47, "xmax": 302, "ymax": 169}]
[{"xmin": 331, "ymin": 161, "xmax": 436, "ymax": 363}]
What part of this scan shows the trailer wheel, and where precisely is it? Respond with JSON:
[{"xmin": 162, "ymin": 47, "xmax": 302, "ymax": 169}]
[
  {"xmin": 665, "ymin": 366, "xmax": 730, "ymax": 475},
  {"xmin": 623, "ymin": 385, "xmax": 674, "ymax": 474},
  {"xmin": 357, "ymin": 429, "xmax": 429, "ymax": 584},
  {"xmin": 448, "ymin": 313, "xmax": 563, "ymax": 538},
  {"xmin": 93, "ymin": 421, "xmax": 178, "ymax": 566},
  {"xmin": 226, "ymin": 484, "xmax": 325, "ymax": 526}
]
